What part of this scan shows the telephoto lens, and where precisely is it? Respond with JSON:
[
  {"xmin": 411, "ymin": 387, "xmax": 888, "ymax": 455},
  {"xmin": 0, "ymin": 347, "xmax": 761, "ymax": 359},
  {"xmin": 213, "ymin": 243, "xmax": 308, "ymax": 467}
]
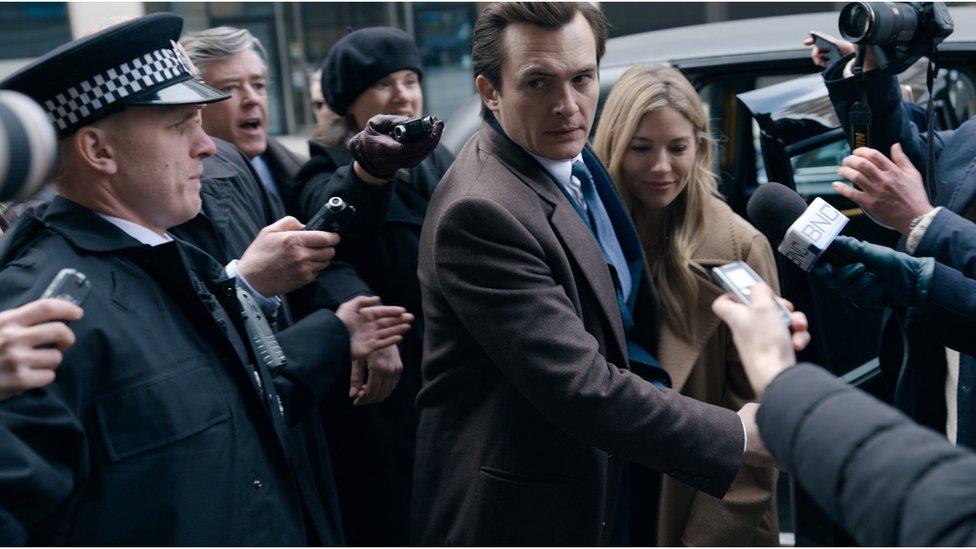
[
  {"xmin": 393, "ymin": 116, "xmax": 435, "ymax": 142},
  {"xmin": 839, "ymin": 2, "xmax": 919, "ymax": 45},
  {"xmin": 0, "ymin": 90, "xmax": 57, "ymax": 201}
]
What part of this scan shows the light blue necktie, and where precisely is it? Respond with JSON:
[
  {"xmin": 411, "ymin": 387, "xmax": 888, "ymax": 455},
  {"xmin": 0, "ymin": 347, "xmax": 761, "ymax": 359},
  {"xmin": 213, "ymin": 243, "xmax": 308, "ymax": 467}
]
[
  {"xmin": 250, "ymin": 155, "xmax": 280, "ymax": 196},
  {"xmin": 571, "ymin": 159, "xmax": 632, "ymax": 301}
]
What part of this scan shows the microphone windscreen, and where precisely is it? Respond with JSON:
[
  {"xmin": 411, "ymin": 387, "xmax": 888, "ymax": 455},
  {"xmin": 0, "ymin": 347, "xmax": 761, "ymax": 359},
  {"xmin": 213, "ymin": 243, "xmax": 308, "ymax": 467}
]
[{"xmin": 747, "ymin": 182, "xmax": 809, "ymax": 247}]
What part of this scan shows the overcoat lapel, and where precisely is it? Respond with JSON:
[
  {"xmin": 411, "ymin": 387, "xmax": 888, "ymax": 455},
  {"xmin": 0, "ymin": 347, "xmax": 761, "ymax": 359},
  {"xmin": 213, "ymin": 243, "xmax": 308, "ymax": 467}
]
[
  {"xmin": 479, "ymin": 124, "xmax": 628, "ymax": 360},
  {"xmin": 658, "ymin": 266, "xmax": 725, "ymax": 392},
  {"xmin": 656, "ymin": 199, "xmax": 746, "ymax": 391}
]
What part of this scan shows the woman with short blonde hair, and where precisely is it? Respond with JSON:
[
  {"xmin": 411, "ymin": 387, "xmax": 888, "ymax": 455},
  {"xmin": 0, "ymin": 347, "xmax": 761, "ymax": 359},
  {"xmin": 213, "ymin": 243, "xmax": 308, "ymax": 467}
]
[{"xmin": 594, "ymin": 65, "xmax": 780, "ymax": 546}]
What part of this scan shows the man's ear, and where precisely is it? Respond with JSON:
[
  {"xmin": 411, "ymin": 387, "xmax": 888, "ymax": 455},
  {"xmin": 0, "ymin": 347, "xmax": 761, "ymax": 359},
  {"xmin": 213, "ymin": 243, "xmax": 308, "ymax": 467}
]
[
  {"xmin": 475, "ymin": 74, "xmax": 500, "ymax": 115},
  {"xmin": 73, "ymin": 125, "xmax": 118, "ymax": 176}
]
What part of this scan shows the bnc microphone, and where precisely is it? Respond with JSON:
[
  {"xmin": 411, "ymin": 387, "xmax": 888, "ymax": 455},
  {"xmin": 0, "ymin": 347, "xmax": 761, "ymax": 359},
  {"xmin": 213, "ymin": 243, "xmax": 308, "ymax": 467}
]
[{"xmin": 747, "ymin": 182, "xmax": 852, "ymax": 271}]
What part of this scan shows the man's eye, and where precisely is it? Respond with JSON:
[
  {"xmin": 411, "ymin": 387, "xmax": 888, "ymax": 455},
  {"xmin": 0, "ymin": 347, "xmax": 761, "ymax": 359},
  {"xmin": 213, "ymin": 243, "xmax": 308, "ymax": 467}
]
[
  {"xmin": 527, "ymin": 79, "xmax": 544, "ymax": 90},
  {"xmin": 222, "ymin": 84, "xmax": 239, "ymax": 93},
  {"xmin": 573, "ymin": 74, "xmax": 593, "ymax": 85}
]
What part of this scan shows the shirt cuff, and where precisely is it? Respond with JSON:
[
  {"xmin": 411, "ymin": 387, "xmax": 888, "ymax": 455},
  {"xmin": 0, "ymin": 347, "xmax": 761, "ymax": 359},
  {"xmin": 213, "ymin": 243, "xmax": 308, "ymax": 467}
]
[
  {"xmin": 906, "ymin": 207, "xmax": 941, "ymax": 255},
  {"xmin": 842, "ymin": 57, "xmax": 856, "ymax": 78},
  {"xmin": 740, "ymin": 415, "xmax": 748, "ymax": 455},
  {"xmin": 225, "ymin": 259, "xmax": 282, "ymax": 319}
]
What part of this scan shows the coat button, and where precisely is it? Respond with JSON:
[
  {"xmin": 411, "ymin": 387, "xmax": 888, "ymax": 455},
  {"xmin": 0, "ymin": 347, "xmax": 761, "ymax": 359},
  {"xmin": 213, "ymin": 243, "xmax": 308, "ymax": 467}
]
[
  {"xmin": 253, "ymin": 478, "xmax": 263, "ymax": 489},
  {"xmin": 601, "ymin": 521, "xmax": 607, "ymax": 529}
]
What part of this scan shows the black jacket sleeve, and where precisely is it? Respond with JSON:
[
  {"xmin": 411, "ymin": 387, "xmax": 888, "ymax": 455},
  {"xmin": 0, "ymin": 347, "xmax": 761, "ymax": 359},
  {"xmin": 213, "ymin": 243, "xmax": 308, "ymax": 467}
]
[
  {"xmin": 0, "ymin": 264, "xmax": 89, "ymax": 545},
  {"xmin": 296, "ymin": 153, "xmax": 394, "ymax": 235},
  {"xmin": 758, "ymin": 363, "xmax": 976, "ymax": 546},
  {"xmin": 903, "ymin": 262, "xmax": 976, "ymax": 356},
  {"xmin": 272, "ymin": 309, "xmax": 351, "ymax": 426},
  {"xmin": 824, "ymin": 54, "xmax": 955, "ymax": 174},
  {"xmin": 914, "ymin": 207, "xmax": 976, "ymax": 278}
]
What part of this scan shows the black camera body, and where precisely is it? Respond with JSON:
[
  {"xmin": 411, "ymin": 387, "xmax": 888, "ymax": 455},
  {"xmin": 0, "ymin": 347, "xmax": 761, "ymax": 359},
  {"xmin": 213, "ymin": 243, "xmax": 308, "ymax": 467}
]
[{"xmin": 839, "ymin": 2, "xmax": 954, "ymax": 74}]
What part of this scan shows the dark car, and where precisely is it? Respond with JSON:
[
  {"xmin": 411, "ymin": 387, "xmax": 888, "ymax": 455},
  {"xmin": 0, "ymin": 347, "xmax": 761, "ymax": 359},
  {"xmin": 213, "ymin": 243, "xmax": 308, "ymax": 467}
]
[{"xmin": 445, "ymin": 8, "xmax": 976, "ymax": 546}]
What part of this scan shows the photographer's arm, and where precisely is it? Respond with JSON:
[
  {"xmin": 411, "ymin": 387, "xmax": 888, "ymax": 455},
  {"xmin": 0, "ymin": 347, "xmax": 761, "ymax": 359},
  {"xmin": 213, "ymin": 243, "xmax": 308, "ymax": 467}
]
[{"xmin": 823, "ymin": 51, "xmax": 953, "ymax": 175}]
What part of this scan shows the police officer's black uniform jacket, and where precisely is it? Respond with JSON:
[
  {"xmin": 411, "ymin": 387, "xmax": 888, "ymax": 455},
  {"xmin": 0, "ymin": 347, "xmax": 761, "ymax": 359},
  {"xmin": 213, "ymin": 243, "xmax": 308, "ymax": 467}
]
[
  {"xmin": 173, "ymin": 137, "xmax": 357, "ymax": 544},
  {"xmin": 0, "ymin": 196, "xmax": 348, "ymax": 545}
]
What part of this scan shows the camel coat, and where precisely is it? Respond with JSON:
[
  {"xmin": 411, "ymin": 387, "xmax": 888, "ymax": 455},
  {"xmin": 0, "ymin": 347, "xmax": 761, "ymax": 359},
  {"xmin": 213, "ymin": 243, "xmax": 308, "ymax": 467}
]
[{"xmin": 654, "ymin": 196, "xmax": 780, "ymax": 546}]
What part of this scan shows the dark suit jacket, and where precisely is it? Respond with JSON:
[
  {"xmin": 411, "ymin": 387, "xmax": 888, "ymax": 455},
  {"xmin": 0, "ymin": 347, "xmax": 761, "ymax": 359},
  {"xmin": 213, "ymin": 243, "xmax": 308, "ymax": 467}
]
[
  {"xmin": 826, "ymin": 58, "xmax": 976, "ymax": 446},
  {"xmin": 411, "ymin": 122, "xmax": 744, "ymax": 545},
  {"xmin": 759, "ymin": 363, "xmax": 976, "ymax": 546}
]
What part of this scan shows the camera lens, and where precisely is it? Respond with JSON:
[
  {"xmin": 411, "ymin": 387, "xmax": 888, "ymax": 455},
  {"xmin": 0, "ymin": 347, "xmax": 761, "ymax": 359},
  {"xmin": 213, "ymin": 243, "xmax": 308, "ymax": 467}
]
[
  {"xmin": 0, "ymin": 91, "xmax": 57, "ymax": 202},
  {"xmin": 839, "ymin": 2, "xmax": 874, "ymax": 43},
  {"xmin": 839, "ymin": 2, "xmax": 920, "ymax": 46}
]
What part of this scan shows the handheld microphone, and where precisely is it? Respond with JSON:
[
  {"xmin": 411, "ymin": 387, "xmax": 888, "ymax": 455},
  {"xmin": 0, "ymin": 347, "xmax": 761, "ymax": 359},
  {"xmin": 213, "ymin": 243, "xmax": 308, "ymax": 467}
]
[{"xmin": 747, "ymin": 183, "xmax": 851, "ymax": 271}]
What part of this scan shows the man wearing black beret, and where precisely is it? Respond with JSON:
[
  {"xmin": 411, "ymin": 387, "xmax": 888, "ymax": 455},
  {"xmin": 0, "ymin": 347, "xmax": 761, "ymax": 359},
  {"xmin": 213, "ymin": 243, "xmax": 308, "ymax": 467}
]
[{"xmin": 0, "ymin": 13, "xmax": 410, "ymax": 545}]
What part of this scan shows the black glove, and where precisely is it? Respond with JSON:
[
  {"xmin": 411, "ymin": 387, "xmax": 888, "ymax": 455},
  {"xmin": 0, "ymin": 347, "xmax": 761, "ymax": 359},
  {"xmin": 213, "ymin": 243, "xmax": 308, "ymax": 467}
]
[
  {"xmin": 349, "ymin": 114, "xmax": 444, "ymax": 179},
  {"xmin": 811, "ymin": 235, "xmax": 934, "ymax": 308}
]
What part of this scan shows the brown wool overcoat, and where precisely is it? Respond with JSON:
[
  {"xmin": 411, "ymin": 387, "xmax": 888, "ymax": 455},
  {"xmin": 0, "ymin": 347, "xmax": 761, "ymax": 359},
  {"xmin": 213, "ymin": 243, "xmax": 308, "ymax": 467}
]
[
  {"xmin": 652, "ymin": 196, "xmax": 781, "ymax": 546},
  {"xmin": 410, "ymin": 123, "xmax": 746, "ymax": 545}
]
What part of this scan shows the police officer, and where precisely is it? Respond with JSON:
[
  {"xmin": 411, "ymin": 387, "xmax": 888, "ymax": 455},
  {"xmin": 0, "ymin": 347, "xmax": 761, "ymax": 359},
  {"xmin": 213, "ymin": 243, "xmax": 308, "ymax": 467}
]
[{"xmin": 0, "ymin": 13, "xmax": 406, "ymax": 544}]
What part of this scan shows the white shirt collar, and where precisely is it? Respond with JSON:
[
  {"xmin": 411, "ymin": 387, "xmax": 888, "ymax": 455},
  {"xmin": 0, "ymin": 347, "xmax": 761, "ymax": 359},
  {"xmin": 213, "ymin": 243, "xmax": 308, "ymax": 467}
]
[
  {"xmin": 97, "ymin": 214, "xmax": 173, "ymax": 247},
  {"xmin": 527, "ymin": 151, "xmax": 583, "ymax": 188}
]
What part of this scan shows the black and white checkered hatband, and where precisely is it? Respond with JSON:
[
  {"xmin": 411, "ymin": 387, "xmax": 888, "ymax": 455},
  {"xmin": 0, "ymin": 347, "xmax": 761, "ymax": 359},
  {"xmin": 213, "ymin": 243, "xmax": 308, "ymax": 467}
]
[{"xmin": 43, "ymin": 45, "xmax": 191, "ymax": 132}]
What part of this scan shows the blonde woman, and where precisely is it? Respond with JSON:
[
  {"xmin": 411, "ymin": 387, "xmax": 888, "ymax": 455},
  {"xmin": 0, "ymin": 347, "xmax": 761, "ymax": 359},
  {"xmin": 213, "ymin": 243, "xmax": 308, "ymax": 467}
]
[{"xmin": 593, "ymin": 65, "xmax": 779, "ymax": 546}]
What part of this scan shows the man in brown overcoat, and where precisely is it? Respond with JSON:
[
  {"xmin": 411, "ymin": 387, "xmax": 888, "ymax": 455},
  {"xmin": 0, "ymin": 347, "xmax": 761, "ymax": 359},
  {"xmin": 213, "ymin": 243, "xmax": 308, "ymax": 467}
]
[{"xmin": 412, "ymin": 3, "xmax": 776, "ymax": 545}]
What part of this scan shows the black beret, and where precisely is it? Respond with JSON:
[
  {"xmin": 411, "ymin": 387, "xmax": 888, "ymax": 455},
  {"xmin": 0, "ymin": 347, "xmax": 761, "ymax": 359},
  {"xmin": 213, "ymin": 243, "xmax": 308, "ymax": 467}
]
[
  {"xmin": 0, "ymin": 13, "xmax": 227, "ymax": 138},
  {"xmin": 321, "ymin": 27, "xmax": 423, "ymax": 116}
]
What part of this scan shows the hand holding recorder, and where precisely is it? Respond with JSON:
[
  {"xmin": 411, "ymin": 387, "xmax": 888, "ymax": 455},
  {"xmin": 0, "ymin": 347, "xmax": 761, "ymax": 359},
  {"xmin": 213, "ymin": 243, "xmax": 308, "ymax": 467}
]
[
  {"xmin": 237, "ymin": 216, "xmax": 341, "ymax": 297},
  {"xmin": 348, "ymin": 114, "xmax": 444, "ymax": 181},
  {"xmin": 712, "ymin": 283, "xmax": 810, "ymax": 399},
  {"xmin": 0, "ymin": 269, "xmax": 88, "ymax": 401}
]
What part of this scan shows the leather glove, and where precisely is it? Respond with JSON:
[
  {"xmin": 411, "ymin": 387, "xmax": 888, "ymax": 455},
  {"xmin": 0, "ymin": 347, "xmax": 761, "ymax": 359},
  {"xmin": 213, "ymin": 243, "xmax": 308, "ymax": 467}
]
[
  {"xmin": 811, "ymin": 235, "xmax": 934, "ymax": 308},
  {"xmin": 349, "ymin": 114, "xmax": 444, "ymax": 179}
]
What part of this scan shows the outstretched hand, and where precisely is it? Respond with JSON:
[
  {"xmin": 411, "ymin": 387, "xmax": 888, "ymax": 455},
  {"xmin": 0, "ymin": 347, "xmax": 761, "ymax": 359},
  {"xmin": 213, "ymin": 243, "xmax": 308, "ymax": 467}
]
[
  {"xmin": 711, "ymin": 284, "xmax": 809, "ymax": 398},
  {"xmin": 336, "ymin": 296, "xmax": 412, "ymax": 404},
  {"xmin": 834, "ymin": 143, "xmax": 933, "ymax": 235},
  {"xmin": 0, "ymin": 299, "xmax": 83, "ymax": 401},
  {"xmin": 237, "ymin": 216, "xmax": 339, "ymax": 296},
  {"xmin": 803, "ymin": 31, "xmax": 855, "ymax": 68},
  {"xmin": 811, "ymin": 235, "xmax": 934, "ymax": 309},
  {"xmin": 349, "ymin": 114, "xmax": 444, "ymax": 181}
]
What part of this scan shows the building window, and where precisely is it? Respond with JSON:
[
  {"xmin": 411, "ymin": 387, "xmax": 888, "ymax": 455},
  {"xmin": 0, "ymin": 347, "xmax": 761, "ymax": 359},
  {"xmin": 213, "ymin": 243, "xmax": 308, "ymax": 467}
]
[{"xmin": 0, "ymin": 3, "xmax": 71, "ymax": 60}]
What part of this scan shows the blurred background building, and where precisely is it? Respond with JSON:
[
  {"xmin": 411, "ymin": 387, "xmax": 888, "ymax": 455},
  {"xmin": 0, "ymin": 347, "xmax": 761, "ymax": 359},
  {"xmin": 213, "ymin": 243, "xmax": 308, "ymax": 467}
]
[{"xmin": 0, "ymin": 2, "xmax": 845, "ymax": 143}]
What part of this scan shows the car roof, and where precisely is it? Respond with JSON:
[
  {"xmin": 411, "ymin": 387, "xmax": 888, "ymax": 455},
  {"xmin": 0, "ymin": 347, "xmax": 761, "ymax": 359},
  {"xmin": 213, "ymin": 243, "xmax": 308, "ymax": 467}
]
[{"xmin": 602, "ymin": 8, "xmax": 976, "ymax": 70}]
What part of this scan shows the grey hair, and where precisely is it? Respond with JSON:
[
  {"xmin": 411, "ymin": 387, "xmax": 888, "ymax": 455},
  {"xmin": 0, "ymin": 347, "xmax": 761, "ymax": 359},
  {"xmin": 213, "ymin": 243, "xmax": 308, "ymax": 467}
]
[{"xmin": 181, "ymin": 26, "xmax": 268, "ymax": 69}]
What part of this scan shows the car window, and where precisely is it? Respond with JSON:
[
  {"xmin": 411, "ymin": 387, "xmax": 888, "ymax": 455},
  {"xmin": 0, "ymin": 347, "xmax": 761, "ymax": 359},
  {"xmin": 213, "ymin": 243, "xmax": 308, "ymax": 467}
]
[{"xmin": 790, "ymin": 138, "xmax": 851, "ymax": 196}]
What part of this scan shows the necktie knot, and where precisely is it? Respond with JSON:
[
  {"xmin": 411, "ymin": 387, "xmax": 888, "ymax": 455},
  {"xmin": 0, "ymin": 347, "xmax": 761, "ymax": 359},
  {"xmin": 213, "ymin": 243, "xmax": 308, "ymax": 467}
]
[
  {"xmin": 569, "ymin": 160, "xmax": 593, "ymax": 212},
  {"xmin": 571, "ymin": 160, "xmax": 593, "ymax": 188}
]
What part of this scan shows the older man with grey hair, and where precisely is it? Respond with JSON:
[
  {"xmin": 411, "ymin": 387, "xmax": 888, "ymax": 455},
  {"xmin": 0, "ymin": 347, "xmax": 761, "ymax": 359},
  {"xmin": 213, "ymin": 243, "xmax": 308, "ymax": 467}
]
[{"xmin": 182, "ymin": 27, "xmax": 306, "ymax": 213}]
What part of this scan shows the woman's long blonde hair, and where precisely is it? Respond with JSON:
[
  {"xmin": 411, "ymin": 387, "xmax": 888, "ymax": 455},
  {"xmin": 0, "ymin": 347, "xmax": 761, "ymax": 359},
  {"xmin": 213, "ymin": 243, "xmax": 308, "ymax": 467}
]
[{"xmin": 593, "ymin": 65, "xmax": 721, "ymax": 339}]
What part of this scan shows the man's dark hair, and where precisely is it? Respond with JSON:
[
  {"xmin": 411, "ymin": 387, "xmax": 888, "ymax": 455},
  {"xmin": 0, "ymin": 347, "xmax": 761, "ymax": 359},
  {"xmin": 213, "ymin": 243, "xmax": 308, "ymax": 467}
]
[{"xmin": 472, "ymin": 2, "xmax": 608, "ymax": 120}]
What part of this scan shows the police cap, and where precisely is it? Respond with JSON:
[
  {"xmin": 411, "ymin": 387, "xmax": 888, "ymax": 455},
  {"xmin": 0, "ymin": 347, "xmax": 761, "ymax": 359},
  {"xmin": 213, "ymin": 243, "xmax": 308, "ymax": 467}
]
[{"xmin": 0, "ymin": 13, "xmax": 228, "ymax": 138}]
